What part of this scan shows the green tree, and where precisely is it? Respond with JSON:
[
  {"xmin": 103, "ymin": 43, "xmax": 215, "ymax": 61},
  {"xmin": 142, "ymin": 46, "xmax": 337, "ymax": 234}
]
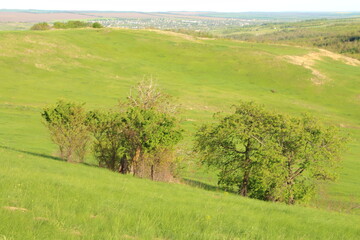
[
  {"xmin": 195, "ymin": 101, "xmax": 346, "ymax": 204},
  {"xmin": 121, "ymin": 79, "xmax": 182, "ymax": 179},
  {"xmin": 53, "ymin": 21, "xmax": 90, "ymax": 29},
  {"xmin": 30, "ymin": 22, "xmax": 51, "ymax": 31},
  {"xmin": 195, "ymin": 102, "xmax": 282, "ymax": 197},
  {"xmin": 53, "ymin": 22, "xmax": 67, "ymax": 29},
  {"xmin": 92, "ymin": 22, "xmax": 104, "ymax": 28},
  {"xmin": 273, "ymin": 114, "xmax": 346, "ymax": 204},
  {"xmin": 42, "ymin": 100, "xmax": 90, "ymax": 162},
  {"xmin": 124, "ymin": 106, "xmax": 182, "ymax": 179},
  {"xmin": 87, "ymin": 111, "xmax": 129, "ymax": 172},
  {"xmin": 86, "ymin": 80, "xmax": 183, "ymax": 181}
]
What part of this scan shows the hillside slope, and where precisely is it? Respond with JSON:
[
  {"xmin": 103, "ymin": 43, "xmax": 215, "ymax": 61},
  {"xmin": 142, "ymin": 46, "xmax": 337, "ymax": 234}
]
[{"xmin": 0, "ymin": 29, "xmax": 359, "ymax": 238}]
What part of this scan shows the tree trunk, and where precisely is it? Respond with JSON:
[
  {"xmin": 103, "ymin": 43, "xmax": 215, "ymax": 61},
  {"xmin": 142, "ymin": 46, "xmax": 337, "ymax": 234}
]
[
  {"xmin": 239, "ymin": 141, "xmax": 251, "ymax": 197},
  {"xmin": 151, "ymin": 165, "xmax": 154, "ymax": 180},
  {"xmin": 119, "ymin": 155, "xmax": 129, "ymax": 174},
  {"xmin": 286, "ymin": 180, "xmax": 295, "ymax": 204},
  {"xmin": 132, "ymin": 147, "xmax": 141, "ymax": 176},
  {"xmin": 239, "ymin": 169, "xmax": 250, "ymax": 196}
]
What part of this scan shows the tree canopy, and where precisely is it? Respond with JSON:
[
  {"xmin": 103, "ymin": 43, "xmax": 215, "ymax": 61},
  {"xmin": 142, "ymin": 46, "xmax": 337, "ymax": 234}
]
[{"xmin": 195, "ymin": 101, "xmax": 346, "ymax": 204}]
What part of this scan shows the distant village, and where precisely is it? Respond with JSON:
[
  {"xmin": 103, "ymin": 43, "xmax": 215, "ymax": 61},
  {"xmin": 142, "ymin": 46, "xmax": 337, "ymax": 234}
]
[{"xmin": 88, "ymin": 17, "xmax": 261, "ymax": 30}]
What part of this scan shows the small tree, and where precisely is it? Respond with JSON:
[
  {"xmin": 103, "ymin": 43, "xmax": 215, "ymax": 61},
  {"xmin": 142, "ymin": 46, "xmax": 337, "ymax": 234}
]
[
  {"xmin": 124, "ymin": 106, "xmax": 182, "ymax": 178},
  {"xmin": 30, "ymin": 22, "xmax": 51, "ymax": 31},
  {"xmin": 87, "ymin": 111, "xmax": 129, "ymax": 172},
  {"xmin": 120, "ymin": 79, "xmax": 182, "ymax": 179},
  {"xmin": 195, "ymin": 101, "xmax": 346, "ymax": 204},
  {"xmin": 195, "ymin": 102, "xmax": 283, "ymax": 197},
  {"xmin": 273, "ymin": 114, "xmax": 346, "ymax": 204},
  {"xmin": 92, "ymin": 22, "xmax": 104, "ymax": 28},
  {"xmin": 53, "ymin": 21, "xmax": 90, "ymax": 29},
  {"xmin": 127, "ymin": 78, "xmax": 179, "ymax": 114},
  {"xmin": 85, "ymin": 80, "xmax": 183, "ymax": 181},
  {"xmin": 42, "ymin": 100, "xmax": 90, "ymax": 162},
  {"xmin": 53, "ymin": 22, "xmax": 67, "ymax": 29}
]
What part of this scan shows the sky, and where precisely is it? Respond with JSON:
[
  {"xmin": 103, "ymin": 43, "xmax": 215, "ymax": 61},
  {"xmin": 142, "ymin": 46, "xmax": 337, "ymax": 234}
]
[{"xmin": 1, "ymin": 0, "xmax": 360, "ymax": 12}]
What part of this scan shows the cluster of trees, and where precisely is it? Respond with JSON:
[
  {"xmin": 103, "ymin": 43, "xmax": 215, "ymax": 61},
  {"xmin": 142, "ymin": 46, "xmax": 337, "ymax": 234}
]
[
  {"xmin": 42, "ymin": 81, "xmax": 182, "ymax": 181},
  {"xmin": 223, "ymin": 22, "xmax": 360, "ymax": 60},
  {"xmin": 30, "ymin": 22, "xmax": 51, "ymax": 31},
  {"xmin": 53, "ymin": 21, "xmax": 103, "ymax": 29},
  {"xmin": 42, "ymin": 83, "xmax": 346, "ymax": 204},
  {"xmin": 194, "ymin": 102, "xmax": 346, "ymax": 204},
  {"xmin": 31, "ymin": 21, "xmax": 103, "ymax": 31}
]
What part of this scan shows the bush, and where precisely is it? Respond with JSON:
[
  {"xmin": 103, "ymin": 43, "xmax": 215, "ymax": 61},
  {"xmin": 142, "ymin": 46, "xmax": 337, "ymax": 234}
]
[
  {"xmin": 86, "ymin": 80, "xmax": 182, "ymax": 181},
  {"xmin": 53, "ymin": 21, "xmax": 90, "ymax": 29},
  {"xmin": 30, "ymin": 22, "xmax": 51, "ymax": 31},
  {"xmin": 42, "ymin": 100, "xmax": 90, "ymax": 162},
  {"xmin": 87, "ymin": 111, "xmax": 129, "ymax": 172},
  {"xmin": 92, "ymin": 22, "xmax": 104, "ymax": 28}
]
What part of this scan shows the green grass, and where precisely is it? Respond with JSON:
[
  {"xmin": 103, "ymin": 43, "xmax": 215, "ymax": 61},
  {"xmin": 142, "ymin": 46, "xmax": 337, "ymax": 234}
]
[
  {"xmin": 1, "ymin": 149, "xmax": 360, "ymax": 239},
  {"xmin": 0, "ymin": 28, "xmax": 359, "ymax": 239},
  {"xmin": 0, "ymin": 22, "xmax": 33, "ymax": 31}
]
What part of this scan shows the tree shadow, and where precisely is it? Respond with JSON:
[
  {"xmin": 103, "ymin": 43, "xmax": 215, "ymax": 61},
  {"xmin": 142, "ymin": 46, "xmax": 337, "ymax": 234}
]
[
  {"xmin": 0, "ymin": 145, "xmax": 63, "ymax": 161},
  {"xmin": 181, "ymin": 178, "xmax": 238, "ymax": 194},
  {"xmin": 181, "ymin": 178, "xmax": 221, "ymax": 192}
]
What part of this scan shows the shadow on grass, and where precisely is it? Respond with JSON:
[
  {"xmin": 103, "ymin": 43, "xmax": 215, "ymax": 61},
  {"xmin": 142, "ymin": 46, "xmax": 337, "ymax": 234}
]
[
  {"xmin": 181, "ymin": 178, "xmax": 221, "ymax": 192},
  {"xmin": 0, "ymin": 145, "xmax": 62, "ymax": 161},
  {"xmin": 181, "ymin": 178, "xmax": 238, "ymax": 194}
]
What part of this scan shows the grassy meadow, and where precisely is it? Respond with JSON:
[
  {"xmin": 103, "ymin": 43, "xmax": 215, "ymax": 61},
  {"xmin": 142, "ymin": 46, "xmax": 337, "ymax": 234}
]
[{"xmin": 0, "ymin": 28, "xmax": 359, "ymax": 239}]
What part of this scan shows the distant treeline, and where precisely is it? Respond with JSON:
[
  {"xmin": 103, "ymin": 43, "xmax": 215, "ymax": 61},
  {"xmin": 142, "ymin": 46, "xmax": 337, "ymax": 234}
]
[
  {"xmin": 41, "ymin": 80, "xmax": 346, "ymax": 205},
  {"xmin": 219, "ymin": 18, "xmax": 360, "ymax": 60},
  {"xmin": 30, "ymin": 21, "xmax": 103, "ymax": 31}
]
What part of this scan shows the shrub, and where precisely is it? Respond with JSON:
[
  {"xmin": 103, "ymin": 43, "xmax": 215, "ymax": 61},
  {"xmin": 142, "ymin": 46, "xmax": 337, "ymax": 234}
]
[
  {"xmin": 30, "ymin": 22, "xmax": 51, "ymax": 31},
  {"xmin": 92, "ymin": 22, "xmax": 104, "ymax": 28},
  {"xmin": 87, "ymin": 111, "xmax": 129, "ymax": 172},
  {"xmin": 42, "ymin": 100, "xmax": 90, "ymax": 162},
  {"xmin": 53, "ymin": 21, "xmax": 90, "ymax": 29}
]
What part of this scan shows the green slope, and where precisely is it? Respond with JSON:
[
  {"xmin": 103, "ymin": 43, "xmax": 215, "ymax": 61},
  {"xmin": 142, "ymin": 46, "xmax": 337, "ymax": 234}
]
[{"xmin": 0, "ymin": 29, "xmax": 359, "ymax": 238}]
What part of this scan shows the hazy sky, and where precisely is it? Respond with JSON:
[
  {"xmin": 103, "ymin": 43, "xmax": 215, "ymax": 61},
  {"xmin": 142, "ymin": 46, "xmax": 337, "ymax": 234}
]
[{"xmin": 1, "ymin": 0, "xmax": 360, "ymax": 12}]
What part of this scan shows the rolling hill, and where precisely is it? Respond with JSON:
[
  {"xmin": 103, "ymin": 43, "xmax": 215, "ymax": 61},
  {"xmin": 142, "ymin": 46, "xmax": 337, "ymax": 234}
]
[{"xmin": 0, "ymin": 28, "xmax": 359, "ymax": 239}]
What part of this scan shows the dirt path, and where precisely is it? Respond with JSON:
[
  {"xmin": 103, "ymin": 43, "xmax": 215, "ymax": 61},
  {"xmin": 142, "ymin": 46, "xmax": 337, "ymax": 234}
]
[{"xmin": 283, "ymin": 49, "xmax": 360, "ymax": 85}]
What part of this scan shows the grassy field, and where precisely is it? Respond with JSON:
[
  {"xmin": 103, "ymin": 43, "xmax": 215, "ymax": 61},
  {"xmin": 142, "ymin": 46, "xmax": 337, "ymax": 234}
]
[{"xmin": 0, "ymin": 28, "xmax": 359, "ymax": 239}]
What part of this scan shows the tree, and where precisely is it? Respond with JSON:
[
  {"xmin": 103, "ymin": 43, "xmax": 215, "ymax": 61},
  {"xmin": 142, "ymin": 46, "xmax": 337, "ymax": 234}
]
[
  {"xmin": 53, "ymin": 21, "xmax": 90, "ymax": 29},
  {"xmin": 127, "ymin": 78, "xmax": 179, "ymax": 114},
  {"xmin": 195, "ymin": 101, "xmax": 283, "ymax": 197},
  {"xmin": 273, "ymin": 114, "xmax": 346, "ymax": 204},
  {"xmin": 41, "ymin": 100, "xmax": 90, "ymax": 162},
  {"xmin": 87, "ymin": 111, "xmax": 129, "ymax": 172},
  {"xmin": 195, "ymin": 101, "xmax": 346, "ymax": 204},
  {"xmin": 30, "ymin": 22, "xmax": 51, "ymax": 31},
  {"xmin": 124, "ymin": 106, "xmax": 182, "ymax": 179},
  {"xmin": 92, "ymin": 22, "xmax": 104, "ymax": 28},
  {"xmin": 86, "ymin": 79, "xmax": 183, "ymax": 181}
]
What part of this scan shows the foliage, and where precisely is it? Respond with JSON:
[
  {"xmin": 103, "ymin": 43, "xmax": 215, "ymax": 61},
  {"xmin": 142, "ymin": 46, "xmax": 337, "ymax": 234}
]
[
  {"xmin": 30, "ymin": 22, "xmax": 51, "ymax": 31},
  {"xmin": 124, "ymin": 106, "xmax": 183, "ymax": 179},
  {"xmin": 41, "ymin": 100, "xmax": 90, "ymax": 162},
  {"xmin": 92, "ymin": 22, "xmax": 104, "ymax": 28},
  {"xmin": 53, "ymin": 20, "xmax": 90, "ymax": 29},
  {"xmin": 273, "ymin": 115, "xmax": 346, "ymax": 204},
  {"xmin": 87, "ymin": 110, "xmax": 129, "ymax": 172},
  {"xmin": 195, "ymin": 101, "xmax": 346, "ymax": 204},
  {"xmin": 85, "ymin": 80, "xmax": 183, "ymax": 180}
]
